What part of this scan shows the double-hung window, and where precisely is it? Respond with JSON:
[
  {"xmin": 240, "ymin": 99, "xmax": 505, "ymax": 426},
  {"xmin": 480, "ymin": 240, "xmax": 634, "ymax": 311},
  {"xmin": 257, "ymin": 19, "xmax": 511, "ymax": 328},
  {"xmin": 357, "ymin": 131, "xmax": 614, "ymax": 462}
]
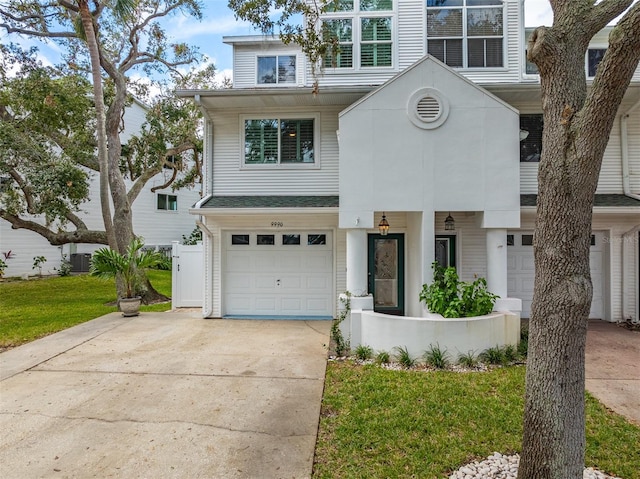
[
  {"xmin": 426, "ymin": 0, "xmax": 504, "ymax": 69},
  {"xmin": 257, "ymin": 55, "xmax": 296, "ymax": 85},
  {"xmin": 243, "ymin": 117, "xmax": 316, "ymax": 165},
  {"xmin": 322, "ymin": 0, "xmax": 393, "ymax": 69},
  {"xmin": 157, "ymin": 193, "xmax": 177, "ymax": 211}
]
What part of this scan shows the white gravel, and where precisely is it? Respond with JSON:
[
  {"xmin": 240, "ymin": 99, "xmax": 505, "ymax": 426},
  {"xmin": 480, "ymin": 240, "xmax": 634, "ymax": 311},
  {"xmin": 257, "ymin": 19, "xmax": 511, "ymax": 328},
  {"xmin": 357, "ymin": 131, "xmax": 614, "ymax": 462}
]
[{"xmin": 448, "ymin": 452, "xmax": 622, "ymax": 479}]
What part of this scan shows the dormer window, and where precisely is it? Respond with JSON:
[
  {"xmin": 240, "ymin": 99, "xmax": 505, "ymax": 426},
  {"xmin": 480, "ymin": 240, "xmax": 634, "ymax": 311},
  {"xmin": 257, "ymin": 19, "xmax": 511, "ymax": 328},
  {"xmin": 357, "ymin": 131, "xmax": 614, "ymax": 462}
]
[
  {"xmin": 426, "ymin": 0, "xmax": 504, "ymax": 69},
  {"xmin": 257, "ymin": 55, "xmax": 296, "ymax": 85},
  {"xmin": 322, "ymin": 0, "xmax": 394, "ymax": 70}
]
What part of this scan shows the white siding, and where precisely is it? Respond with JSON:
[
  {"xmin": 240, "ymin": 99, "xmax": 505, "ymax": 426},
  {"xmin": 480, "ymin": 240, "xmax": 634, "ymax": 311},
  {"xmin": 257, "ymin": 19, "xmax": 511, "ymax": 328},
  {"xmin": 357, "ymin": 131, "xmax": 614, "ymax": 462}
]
[
  {"xmin": 210, "ymin": 106, "xmax": 341, "ymax": 195},
  {"xmin": 397, "ymin": 0, "xmax": 425, "ymax": 70},
  {"xmin": 627, "ymin": 106, "xmax": 640, "ymax": 192},
  {"xmin": 232, "ymin": 43, "xmax": 304, "ymax": 88}
]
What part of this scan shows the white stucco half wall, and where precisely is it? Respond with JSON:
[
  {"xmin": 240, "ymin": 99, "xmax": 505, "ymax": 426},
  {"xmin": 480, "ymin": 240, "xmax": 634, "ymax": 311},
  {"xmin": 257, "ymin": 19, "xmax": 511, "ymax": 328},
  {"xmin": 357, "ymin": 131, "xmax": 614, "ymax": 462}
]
[{"xmin": 350, "ymin": 309, "xmax": 521, "ymax": 360}]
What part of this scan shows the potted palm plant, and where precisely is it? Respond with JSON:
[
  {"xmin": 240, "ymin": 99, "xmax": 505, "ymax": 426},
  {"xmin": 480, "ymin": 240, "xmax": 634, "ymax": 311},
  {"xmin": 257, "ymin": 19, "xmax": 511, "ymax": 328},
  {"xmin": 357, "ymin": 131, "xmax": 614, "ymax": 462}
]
[{"xmin": 90, "ymin": 237, "xmax": 165, "ymax": 316}]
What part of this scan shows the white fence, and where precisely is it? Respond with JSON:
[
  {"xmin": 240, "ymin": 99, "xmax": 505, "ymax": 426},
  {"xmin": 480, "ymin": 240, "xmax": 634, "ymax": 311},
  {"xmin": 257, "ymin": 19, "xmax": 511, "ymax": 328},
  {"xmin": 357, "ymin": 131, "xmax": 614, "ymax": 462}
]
[{"xmin": 171, "ymin": 241, "xmax": 203, "ymax": 309}]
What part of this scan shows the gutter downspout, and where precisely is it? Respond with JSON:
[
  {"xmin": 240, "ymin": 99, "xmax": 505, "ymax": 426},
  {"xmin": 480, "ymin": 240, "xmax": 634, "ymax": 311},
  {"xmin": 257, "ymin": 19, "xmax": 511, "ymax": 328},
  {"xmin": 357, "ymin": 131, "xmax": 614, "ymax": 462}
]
[
  {"xmin": 621, "ymin": 98, "xmax": 640, "ymax": 201},
  {"xmin": 194, "ymin": 94, "xmax": 216, "ymax": 318}
]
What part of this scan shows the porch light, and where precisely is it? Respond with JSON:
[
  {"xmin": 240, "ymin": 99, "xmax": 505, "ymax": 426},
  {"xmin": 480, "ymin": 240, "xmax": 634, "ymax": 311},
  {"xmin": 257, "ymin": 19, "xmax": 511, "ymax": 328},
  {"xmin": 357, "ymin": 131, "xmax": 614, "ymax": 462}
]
[
  {"xmin": 444, "ymin": 213, "xmax": 455, "ymax": 231},
  {"xmin": 378, "ymin": 213, "xmax": 390, "ymax": 236}
]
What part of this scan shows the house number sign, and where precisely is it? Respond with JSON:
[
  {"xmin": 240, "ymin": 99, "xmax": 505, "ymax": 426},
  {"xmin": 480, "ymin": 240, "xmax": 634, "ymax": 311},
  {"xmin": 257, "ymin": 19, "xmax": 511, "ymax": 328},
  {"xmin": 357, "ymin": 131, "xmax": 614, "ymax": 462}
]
[{"xmin": 271, "ymin": 221, "xmax": 284, "ymax": 227}]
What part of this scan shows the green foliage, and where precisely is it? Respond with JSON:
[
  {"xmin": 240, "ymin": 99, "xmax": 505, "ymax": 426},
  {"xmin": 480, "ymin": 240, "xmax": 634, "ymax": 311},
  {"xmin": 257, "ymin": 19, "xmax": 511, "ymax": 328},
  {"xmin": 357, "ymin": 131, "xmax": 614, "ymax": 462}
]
[
  {"xmin": 419, "ymin": 262, "xmax": 498, "ymax": 318},
  {"xmin": 182, "ymin": 227, "xmax": 202, "ymax": 245},
  {"xmin": 375, "ymin": 350, "xmax": 390, "ymax": 365},
  {"xmin": 423, "ymin": 343, "xmax": 450, "ymax": 369},
  {"xmin": 332, "ymin": 291, "xmax": 351, "ymax": 356},
  {"xmin": 55, "ymin": 255, "xmax": 73, "ymax": 277},
  {"xmin": 480, "ymin": 346, "xmax": 507, "ymax": 366},
  {"xmin": 90, "ymin": 237, "xmax": 166, "ymax": 298},
  {"xmin": 393, "ymin": 346, "xmax": 416, "ymax": 369},
  {"xmin": 457, "ymin": 350, "xmax": 478, "ymax": 368},
  {"xmin": 32, "ymin": 256, "xmax": 47, "ymax": 276},
  {"xmin": 0, "ymin": 259, "xmax": 7, "ymax": 278},
  {"xmin": 354, "ymin": 344, "xmax": 373, "ymax": 361}
]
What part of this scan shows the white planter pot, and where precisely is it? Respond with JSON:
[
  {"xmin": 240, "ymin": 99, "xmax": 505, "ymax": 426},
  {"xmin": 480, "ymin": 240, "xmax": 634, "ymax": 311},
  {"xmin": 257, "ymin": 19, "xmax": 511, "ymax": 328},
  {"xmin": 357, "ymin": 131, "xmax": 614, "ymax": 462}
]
[{"xmin": 119, "ymin": 297, "xmax": 141, "ymax": 317}]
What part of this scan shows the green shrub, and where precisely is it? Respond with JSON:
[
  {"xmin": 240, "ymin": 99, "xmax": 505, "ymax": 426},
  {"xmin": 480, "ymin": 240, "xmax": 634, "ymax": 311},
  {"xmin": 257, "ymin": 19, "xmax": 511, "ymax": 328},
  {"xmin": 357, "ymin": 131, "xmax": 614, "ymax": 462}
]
[
  {"xmin": 503, "ymin": 344, "xmax": 518, "ymax": 363},
  {"xmin": 375, "ymin": 350, "xmax": 391, "ymax": 364},
  {"xmin": 423, "ymin": 343, "xmax": 450, "ymax": 369},
  {"xmin": 393, "ymin": 346, "xmax": 416, "ymax": 369},
  {"xmin": 354, "ymin": 344, "xmax": 373, "ymax": 361},
  {"xmin": 419, "ymin": 262, "xmax": 498, "ymax": 318},
  {"xmin": 457, "ymin": 350, "xmax": 478, "ymax": 368},
  {"xmin": 481, "ymin": 346, "xmax": 507, "ymax": 365}
]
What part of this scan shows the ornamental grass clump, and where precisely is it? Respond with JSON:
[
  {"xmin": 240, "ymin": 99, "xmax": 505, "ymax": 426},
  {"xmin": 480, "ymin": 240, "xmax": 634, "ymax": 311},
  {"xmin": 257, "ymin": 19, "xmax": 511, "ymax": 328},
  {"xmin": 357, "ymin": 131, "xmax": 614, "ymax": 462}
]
[
  {"xmin": 423, "ymin": 343, "xmax": 450, "ymax": 369},
  {"xmin": 419, "ymin": 262, "xmax": 498, "ymax": 318}
]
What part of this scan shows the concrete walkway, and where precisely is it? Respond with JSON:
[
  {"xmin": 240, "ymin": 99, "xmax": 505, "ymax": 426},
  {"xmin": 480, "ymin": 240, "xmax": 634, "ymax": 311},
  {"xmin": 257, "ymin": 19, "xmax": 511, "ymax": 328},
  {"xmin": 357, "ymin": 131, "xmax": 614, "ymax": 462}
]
[
  {"xmin": 0, "ymin": 311, "xmax": 331, "ymax": 479},
  {"xmin": 585, "ymin": 320, "xmax": 640, "ymax": 425}
]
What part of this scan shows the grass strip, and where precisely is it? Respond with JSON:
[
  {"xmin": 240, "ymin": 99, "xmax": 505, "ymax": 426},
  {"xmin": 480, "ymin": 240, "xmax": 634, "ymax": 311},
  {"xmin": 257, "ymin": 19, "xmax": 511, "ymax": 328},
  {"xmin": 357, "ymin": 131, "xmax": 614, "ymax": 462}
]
[
  {"xmin": 0, "ymin": 270, "xmax": 171, "ymax": 348},
  {"xmin": 313, "ymin": 361, "xmax": 640, "ymax": 479}
]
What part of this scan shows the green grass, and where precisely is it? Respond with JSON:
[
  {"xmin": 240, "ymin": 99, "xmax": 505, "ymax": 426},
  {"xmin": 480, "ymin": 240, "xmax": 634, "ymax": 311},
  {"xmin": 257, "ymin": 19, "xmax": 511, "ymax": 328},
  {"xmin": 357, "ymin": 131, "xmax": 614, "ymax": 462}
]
[
  {"xmin": 0, "ymin": 270, "xmax": 171, "ymax": 348},
  {"xmin": 313, "ymin": 362, "xmax": 640, "ymax": 479}
]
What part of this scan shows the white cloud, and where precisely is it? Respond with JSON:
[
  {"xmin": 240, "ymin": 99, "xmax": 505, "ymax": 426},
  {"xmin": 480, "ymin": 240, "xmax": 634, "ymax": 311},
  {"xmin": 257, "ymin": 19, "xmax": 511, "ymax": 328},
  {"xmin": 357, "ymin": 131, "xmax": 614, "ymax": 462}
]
[{"xmin": 524, "ymin": 0, "xmax": 554, "ymax": 27}]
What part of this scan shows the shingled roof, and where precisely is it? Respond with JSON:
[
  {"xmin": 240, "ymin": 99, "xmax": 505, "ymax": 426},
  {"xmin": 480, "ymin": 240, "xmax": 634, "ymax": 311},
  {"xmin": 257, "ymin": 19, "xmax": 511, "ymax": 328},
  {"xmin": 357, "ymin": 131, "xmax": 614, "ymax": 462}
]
[
  {"xmin": 521, "ymin": 194, "xmax": 640, "ymax": 207},
  {"xmin": 200, "ymin": 195, "xmax": 339, "ymax": 209}
]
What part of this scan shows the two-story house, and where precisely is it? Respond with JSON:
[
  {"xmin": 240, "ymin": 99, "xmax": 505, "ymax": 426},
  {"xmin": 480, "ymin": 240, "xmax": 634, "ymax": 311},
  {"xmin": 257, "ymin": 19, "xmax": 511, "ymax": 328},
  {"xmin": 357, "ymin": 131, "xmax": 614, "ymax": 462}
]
[{"xmin": 178, "ymin": 0, "xmax": 639, "ymax": 323}]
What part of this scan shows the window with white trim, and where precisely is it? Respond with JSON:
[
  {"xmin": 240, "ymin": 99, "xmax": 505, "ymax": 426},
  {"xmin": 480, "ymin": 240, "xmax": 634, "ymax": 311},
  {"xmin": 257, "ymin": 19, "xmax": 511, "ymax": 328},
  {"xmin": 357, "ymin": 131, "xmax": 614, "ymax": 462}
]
[
  {"xmin": 243, "ymin": 117, "xmax": 316, "ymax": 165},
  {"xmin": 322, "ymin": 0, "xmax": 393, "ymax": 69},
  {"xmin": 257, "ymin": 55, "xmax": 296, "ymax": 85},
  {"xmin": 157, "ymin": 194, "xmax": 177, "ymax": 211},
  {"xmin": 426, "ymin": 0, "xmax": 504, "ymax": 69}
]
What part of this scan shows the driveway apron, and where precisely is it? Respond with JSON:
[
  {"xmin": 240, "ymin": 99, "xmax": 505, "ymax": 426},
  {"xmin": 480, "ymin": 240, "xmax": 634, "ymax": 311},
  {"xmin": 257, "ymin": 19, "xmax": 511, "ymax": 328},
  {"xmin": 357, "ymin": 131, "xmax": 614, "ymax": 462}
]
[{"xmin": 0, "ymin": 312, "xmax": 331, "ymax": 479}]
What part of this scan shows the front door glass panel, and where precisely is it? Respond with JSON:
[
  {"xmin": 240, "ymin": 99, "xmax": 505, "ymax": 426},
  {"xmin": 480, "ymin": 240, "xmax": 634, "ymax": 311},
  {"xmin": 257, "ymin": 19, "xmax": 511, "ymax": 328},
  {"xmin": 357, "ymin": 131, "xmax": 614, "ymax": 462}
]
[{"xmin": 368, "ymin": 233, "xmax": 404, "ymax": 315}]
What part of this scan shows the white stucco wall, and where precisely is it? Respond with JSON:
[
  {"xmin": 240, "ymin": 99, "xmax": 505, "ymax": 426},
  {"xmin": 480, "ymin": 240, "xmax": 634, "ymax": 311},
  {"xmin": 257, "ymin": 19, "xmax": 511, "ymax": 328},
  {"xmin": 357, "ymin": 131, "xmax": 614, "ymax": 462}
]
[{"xmin": 338, "ymin": 56, "xmax": 521, "ymax": 229}]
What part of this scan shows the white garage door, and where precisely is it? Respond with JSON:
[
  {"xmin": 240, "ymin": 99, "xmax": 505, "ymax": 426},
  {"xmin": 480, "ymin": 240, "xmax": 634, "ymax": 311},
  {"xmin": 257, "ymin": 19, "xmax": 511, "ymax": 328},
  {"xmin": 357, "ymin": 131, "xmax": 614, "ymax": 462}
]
[
  {"xmin": 508, "ymin": 231, "xmax": 604, "ymax": 319},
  {"xmin": 224, "ymin": 231, "xmax": 333, "ymax": 318}
]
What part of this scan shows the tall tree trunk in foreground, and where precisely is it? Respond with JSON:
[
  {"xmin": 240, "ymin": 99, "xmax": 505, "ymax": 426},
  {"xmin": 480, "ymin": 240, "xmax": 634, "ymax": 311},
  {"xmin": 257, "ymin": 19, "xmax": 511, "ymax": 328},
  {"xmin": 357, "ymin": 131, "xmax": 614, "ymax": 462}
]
[
  {"xmin": 518, "ymin": 2, "xmax": 640, "ymax": 478},
  {"xmin": 77, "ymin": 0, "xmax": 117, "ymax": 249}
]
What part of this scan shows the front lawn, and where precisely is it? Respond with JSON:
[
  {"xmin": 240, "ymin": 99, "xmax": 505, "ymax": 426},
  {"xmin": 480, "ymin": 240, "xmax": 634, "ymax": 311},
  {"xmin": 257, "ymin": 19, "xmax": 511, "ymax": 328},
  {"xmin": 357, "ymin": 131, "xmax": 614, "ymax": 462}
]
[
  {"xmin": 0, "ymin": 270, "xmax": 171, "ymax": 349},
  {"xmin": 313, "ymin": 361, "xmax": 640, "ymax": 479}
]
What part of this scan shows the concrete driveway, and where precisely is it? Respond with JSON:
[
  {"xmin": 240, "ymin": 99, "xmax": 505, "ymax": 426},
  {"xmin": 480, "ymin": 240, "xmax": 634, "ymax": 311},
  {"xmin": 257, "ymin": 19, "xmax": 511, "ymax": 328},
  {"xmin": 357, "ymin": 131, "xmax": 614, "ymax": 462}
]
[
  {"xmin": 0, "ymin": 311, "xmax": 331, "ymax": 479},
  {"xmin": 586, "ymin": 320, "xmax": 640, "ymax": 425}
]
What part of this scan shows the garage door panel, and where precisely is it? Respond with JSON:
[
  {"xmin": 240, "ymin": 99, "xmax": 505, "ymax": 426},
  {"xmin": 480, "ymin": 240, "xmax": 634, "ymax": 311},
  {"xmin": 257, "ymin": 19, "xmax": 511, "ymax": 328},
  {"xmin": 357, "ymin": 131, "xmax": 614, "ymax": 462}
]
[
  {"xmin": 508, "ymin": 231, "xmax": 604, "ymax": 319},
  {"xmin": 224, "ymin": 231, "xmax": 333, "ymax": 317}
]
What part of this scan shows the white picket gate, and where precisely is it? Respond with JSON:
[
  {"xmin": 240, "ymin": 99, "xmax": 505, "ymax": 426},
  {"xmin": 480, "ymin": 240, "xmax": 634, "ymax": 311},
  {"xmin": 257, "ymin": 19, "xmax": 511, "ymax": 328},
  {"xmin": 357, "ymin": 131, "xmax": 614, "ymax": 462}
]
[{"xmin": 171, "ymin": 241, "xmax": 203, "ymax": 309}]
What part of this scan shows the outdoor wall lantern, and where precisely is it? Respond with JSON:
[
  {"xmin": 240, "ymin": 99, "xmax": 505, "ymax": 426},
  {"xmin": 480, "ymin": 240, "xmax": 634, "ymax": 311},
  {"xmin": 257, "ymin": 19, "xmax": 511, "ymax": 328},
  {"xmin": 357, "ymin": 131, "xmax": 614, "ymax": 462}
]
[
  {"xmin": 378, "ymin": 213, "xmax": 390, "ymax": 236},
  {"xmin": 444, "ymin": 212, "xmax": 456, "ymax": 231}
]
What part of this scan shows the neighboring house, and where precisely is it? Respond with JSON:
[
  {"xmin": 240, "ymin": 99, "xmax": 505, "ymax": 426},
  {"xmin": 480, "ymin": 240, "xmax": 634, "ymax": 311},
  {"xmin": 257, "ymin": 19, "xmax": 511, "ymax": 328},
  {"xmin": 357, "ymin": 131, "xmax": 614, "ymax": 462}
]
[
  {"xmin": 178, "ymin": 0, "xmax": 639, "ymax": 322},
  {"xmin": 0, "ymin": 99, "xmax": 202, "ymax": 277}
]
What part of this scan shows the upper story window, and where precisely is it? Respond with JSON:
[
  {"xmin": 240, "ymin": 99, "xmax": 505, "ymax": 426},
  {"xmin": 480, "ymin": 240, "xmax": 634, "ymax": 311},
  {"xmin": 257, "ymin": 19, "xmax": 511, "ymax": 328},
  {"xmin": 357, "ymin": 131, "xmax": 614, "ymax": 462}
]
[
  {"xmin": 243, "ymin": 117, "xmax": 316, "ymax": 165},
  {"xmin": 587, "ymin": 48, "xmax": 606, "ymax": 78},
  {"xmin": 322, "ymin": 0, "xmax": 394, "ymax": 69},
  {"xmin": 157, "ymin": 193, "xmax": 177, "ymax": 211},
  {"xmin": 257, "ymin": 55, "xmax": 296, "ymax": 85},
  {"xmin": 520, "ymin": 114, "xmax": 543, "ymax": 162},
  {"xmin": 426, "ymin": 0, "xmax": 504, "ymax": 69}
]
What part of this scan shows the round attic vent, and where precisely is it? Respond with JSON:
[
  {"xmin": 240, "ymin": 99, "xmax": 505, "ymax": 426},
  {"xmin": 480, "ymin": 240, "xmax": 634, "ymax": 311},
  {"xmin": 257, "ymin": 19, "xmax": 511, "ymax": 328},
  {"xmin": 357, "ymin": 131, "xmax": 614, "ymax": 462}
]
[
  {"xmin": 416, "ymin": 96, "xmax": 441, "ymax": 121},
  {"xmin": 408, "ymin": 88, "xmax": 449, "ymax": 130}
]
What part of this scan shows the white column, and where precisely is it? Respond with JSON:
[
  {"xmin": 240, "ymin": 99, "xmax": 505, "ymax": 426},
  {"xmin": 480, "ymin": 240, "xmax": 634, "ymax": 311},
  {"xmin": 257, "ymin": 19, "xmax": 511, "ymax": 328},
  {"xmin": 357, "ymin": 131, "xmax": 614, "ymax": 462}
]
[
  {"xmin": 346, "ymin": 229, "xmax": 368, "ymax": 296},
  {"xmin": 486, "ymin": 228, "xmax": 508, "ymax": 299}
]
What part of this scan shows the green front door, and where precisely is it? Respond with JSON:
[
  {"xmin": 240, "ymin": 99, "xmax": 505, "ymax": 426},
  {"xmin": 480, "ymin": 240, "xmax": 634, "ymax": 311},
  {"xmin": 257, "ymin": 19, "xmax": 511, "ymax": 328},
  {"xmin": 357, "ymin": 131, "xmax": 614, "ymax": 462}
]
[
  {"xmin": 368, "ymin": 234, "xmax": 405, "ymax": 316},
  {"xmin": 435, "ymin": 235, "xmax": 456, "ymax": 268}
]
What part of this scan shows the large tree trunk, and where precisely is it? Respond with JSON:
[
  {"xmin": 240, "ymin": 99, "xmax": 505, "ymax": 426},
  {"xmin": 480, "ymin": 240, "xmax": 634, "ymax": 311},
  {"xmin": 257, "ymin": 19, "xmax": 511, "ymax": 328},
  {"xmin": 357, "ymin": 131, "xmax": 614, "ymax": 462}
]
[
  {"xmin": 518, "ymin": 3, "xmax": 640, "ymax": 478},
  {"xmin": 77, "ymin": 0, "xmax": 117, "ymax": 249}
]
